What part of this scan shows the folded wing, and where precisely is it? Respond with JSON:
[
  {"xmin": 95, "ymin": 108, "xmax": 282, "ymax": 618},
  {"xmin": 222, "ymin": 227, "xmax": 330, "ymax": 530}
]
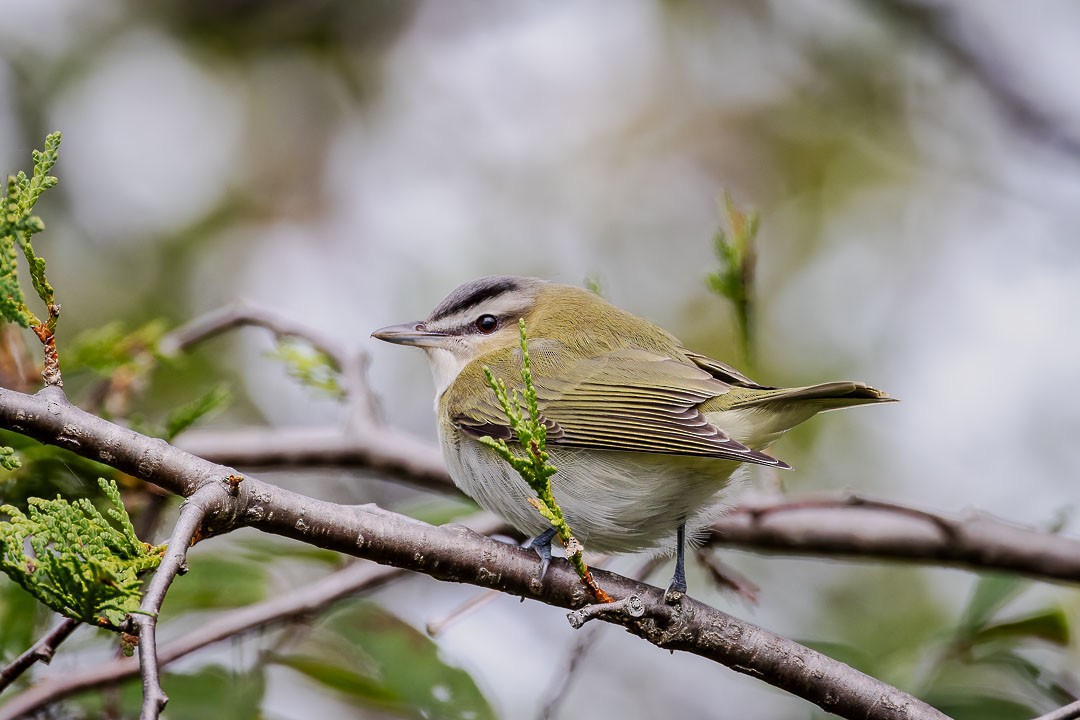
[{"xmin": 452, "ymin": 348, "xmax": 789, "ymax": 469}]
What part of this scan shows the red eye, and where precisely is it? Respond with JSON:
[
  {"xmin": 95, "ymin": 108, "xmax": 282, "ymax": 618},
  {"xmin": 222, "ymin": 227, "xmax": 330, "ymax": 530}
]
[{"xmin": 475, "ymin": 315, "xmax": 498, "ymax": 333}]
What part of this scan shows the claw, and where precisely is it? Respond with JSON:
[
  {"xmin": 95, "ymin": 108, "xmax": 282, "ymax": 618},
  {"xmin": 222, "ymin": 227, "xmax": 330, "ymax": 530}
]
[
  {"xmin": 529, "ymin": 527, "xmax": 557, "ymax": 580},
  {"xmin": 665, "ymin": 523, "xmax": 688, "ymax": 605}
]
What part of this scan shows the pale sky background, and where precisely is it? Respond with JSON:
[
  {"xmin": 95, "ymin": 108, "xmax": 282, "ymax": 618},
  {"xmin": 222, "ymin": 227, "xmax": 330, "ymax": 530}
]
[{"xmin": 1, "ymin": 0, "xmax": 1078, "ymax": 717}]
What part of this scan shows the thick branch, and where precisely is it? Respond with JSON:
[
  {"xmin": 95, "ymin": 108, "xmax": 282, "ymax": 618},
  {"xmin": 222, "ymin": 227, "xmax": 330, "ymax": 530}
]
[
  {"xmin": 179, "ymin": 426, "xmax": 1080, "ymax": 584},
  {"xmin": 0, "ymin": 386, "xmax": 947, "ymax": 719},
  {"xmin": 712, "ymin": 500, "xmax": 1080, "ymax": 582}
]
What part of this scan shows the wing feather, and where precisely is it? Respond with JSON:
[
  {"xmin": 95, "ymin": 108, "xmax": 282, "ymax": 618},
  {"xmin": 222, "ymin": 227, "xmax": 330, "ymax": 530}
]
[{"xmin": 449, "ymin": 347, "xmax": 788, "ymax": 468}]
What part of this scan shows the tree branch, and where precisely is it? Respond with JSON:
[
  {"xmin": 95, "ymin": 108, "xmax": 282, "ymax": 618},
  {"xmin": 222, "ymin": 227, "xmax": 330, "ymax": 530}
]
[
  {"xmin": 0, "ymin": 386, "xmax": 948, "ymax": 719},
  {"xmin": 0, "ymin": 515, "xmax": 512, "ymax": 719},
  {"xmin": 0, "ymin": 618, "xmax": 80, "ymax": 692},
  {"xmin": 128, "ymin": 483, "xmax": 223, "ymax": 720},
  {"xmin": 0, "ymin": 561, "xmax": 406, "ymax": 720},
  {"xmin": 177, "ymin": 426, "xmax": 450, "ymax": 494},
  {"xmin": 712, "ymin": 499, "xmax": 1080, "ymax": 582},
  {"xmin": 159, "ymin": 302, "xmax": 380, "ymax": 426},
  {"xmin": 1032, "ymin": 701, "xmax": 1080, "ymax": 720},
  {"xmin": 178, "ymin": 426, "xmax": 1080, "ymax": 584}
]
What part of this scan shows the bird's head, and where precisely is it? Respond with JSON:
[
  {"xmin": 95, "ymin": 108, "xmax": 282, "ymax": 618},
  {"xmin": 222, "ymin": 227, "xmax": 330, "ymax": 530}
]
[{"xmin": 371, "ymin": 275, "xmax": 551, "ymax": 395}]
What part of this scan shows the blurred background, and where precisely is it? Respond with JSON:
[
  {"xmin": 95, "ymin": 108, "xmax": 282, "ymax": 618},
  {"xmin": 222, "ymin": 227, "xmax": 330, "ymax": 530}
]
[{"xmin": 1, "ymin": 0, "xmax": 1079, "ymax": 718}]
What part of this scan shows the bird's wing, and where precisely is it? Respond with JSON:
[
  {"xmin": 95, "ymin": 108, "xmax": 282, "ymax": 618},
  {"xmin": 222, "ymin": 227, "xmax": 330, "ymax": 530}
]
[
  {"xmin": 683, "ymin": 350, "xmax": 773, "ymax": 389},
  {"xmin": 451, "ymin": 348, "xmax": 788, "ymax": 468}
]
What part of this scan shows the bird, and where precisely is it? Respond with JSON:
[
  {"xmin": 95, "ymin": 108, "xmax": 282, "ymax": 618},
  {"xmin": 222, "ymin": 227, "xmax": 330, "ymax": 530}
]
[{"xmin": 372, "ymin": 275, "xmax": 892, "ymax": 601}]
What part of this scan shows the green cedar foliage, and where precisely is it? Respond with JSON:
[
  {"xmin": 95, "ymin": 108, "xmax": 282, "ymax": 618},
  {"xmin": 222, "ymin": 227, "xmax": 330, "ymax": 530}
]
[{"xmin": 0, "ymin": 478, "xmax": 164, "ymax": 627}]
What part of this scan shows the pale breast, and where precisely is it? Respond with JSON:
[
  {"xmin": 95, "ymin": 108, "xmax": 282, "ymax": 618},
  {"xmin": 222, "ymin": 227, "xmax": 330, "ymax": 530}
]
[{"xmin": 439, "ymin": 424, "xmax": 745, "ymax": 554}]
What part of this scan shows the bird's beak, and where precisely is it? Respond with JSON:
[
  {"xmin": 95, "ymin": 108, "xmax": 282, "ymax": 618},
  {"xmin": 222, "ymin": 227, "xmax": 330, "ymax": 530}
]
[{"xmin": 370, "ymin": 321, "xmax": 450, "ymax": 348}]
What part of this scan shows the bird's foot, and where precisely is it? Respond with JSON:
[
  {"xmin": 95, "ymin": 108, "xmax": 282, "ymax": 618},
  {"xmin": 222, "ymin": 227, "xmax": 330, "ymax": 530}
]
[
  {"xmin": 529, "ymin": 527, "xmax": 557, "ymax": 580},
  {"xmin": 665, "ymin": 522, "xmax": 688, "ymax": 604},
  {"xmin": 664, "ymin": 576, "xmax": 686, "ymax": 605}
]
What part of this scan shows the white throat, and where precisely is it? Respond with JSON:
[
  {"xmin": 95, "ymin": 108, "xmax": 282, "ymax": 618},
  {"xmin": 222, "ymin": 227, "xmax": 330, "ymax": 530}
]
[{"xmin": 424, "ymin": 347, "xmax": 469, "ymax": 402}]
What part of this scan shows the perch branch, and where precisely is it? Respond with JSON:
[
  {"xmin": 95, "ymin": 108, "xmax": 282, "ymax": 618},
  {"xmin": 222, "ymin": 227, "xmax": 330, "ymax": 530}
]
[
  {"xmin": 0, "ymin": 385, "xmax": 948, "ymax": 720},
  {"xmin": 179, "ymin": 426, "xmax": 1080, "ymax": 584}
]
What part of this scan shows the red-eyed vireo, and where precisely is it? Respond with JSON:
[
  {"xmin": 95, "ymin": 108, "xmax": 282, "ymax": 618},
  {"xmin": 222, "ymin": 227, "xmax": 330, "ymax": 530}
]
[{"xmin": 373, "ymin": 276, "xmax": 892, "ymax": 601}]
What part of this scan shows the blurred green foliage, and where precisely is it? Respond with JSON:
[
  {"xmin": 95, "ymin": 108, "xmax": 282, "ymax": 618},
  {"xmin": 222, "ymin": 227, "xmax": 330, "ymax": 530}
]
[
  {"xmin": 807, "ymin": 569, "xmax": 1076, "ymax": 720},
  {"xmin": 707, "ymin": 192, "xmax": 759, "ymax": 366},
  {"xmin": 274, "ymin": 601, "xmax": 495, "ymax": 720},
  {"xmin": 77, "ymin": 664, "xmax": 266, "ymax": 720},
  {"xmin": 266, "ymin": 337, "xmax": 345, "ymax": 401}
]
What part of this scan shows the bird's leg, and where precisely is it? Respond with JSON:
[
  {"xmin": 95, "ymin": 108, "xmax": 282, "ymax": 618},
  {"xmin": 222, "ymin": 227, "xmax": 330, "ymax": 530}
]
[
  {"xmin": 664, "ymin": 523, "xmax": 688, "ymax": 604},
  {"xmin": 529, "ymin": 526, "xmax": 558, "ymax": 580}
]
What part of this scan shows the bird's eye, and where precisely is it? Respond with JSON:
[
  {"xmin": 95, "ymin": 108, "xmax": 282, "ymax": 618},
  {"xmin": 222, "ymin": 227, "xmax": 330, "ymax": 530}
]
[{"xmin": 475, "ymin": 314, "xmax": 498, "ymax": 334}]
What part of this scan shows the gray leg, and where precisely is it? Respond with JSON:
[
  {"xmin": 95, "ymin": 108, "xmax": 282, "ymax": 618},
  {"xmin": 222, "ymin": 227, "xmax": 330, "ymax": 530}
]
[
  {"xmin": 664, "ymin": 523, "xmax": 688, "ymax": 604},
  {"xmin": 529, "ymin": 527, "xmax": 558, "ymax": 580}
]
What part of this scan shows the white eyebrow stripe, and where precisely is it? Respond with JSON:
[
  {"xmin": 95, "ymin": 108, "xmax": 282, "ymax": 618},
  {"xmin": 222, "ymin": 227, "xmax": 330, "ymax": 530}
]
[{"xmin": 426, "ymin": 296, "xmax": 532, "ymax": 333}]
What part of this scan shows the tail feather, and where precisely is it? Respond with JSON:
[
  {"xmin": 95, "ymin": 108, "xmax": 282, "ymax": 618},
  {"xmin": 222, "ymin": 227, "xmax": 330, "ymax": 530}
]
[{"xmin": 728, "ymin": 381, "xmax": 894, "ymax": 410}]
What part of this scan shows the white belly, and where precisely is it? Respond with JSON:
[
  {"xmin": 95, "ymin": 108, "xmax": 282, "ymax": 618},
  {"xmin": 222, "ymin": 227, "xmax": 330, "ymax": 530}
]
[{"xmin": 440, "ymin": 428, "xmax": 745, "ymax": 554}]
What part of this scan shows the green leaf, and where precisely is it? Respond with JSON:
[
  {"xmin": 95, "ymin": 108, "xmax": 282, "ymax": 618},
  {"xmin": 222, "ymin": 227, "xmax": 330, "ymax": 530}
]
[
  {"xmin": 958, "ymin": 574, "xmax": 1027, "ymax": 635},
  {"xmin": 275, "ymin": 654, "xmax": 402, "ymax": 708},
  {"xmin": 160, "ymin": 665, "xmax": 266, "ymax": 720},
  {"xmin": 0, "ymin": 132, "xmax": 62, "ymax": 330},
  {"xmin": 0, "ymin": 447, "xmax": 20, "ymax": 471},
  {"xmin": 277, "ymin": 602, "xmax": 495, "ymax": 720},
  {"xmin": 65, "ymin": 320, "xmax": 169, "ymax": 376},
  {"xmin": 266, "ymin": 337, "xmax": 345, "ymax": 400},
  {"xmin": 75, "ymin": 664, "xmax": 266, "ymax": 720},
  {"xmin": 705, "ymin": 191, "xmax": 759, "ymax": 364},
  {"xmin": 162, "ymin": 384, "xmax": 231, "ymax": 441},
  {"xmin": 972, "ymin": 608, "xmax": 1070, "ymax": 647},
  {"xmin": 923, "ymin": 693, "xmax": 1038, "ymax": 720},
  {"xmin": 0, "ymin": 577, "xmax": 47, "ymax": 658},
  {"xmin": 0, "ymin": 478, "xmax": 161, "ymax": 626}
]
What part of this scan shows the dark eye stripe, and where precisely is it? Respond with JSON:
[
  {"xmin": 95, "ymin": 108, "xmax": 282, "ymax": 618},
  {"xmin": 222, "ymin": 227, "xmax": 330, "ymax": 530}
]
[{"xmin": 428, "ymin": 277, "xmax": 523, "ymax": 321}]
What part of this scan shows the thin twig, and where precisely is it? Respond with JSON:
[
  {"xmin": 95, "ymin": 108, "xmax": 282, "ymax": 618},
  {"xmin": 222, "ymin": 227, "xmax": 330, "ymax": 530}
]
[
  {"xmin": 697, "ymin": 551, "xmax": 760, "ymax": 605},
  {"xmin": 739, "ymin": 494, "xmax": 959, "ymax": 540},
  {"xmin": 159, "ymin": 302, "xmax": 381, "ymax": 425},
  {"xmin": 127, "ymin": 484, "xmax": 223, "ymax": 720},
  {"xmin": 1031, "ymin": 701, "xmax": 1080, "ymax": 720},
  {"xmin": 425, "ymin": 590, "xmax": 501, "ymax": 637},
  {"xmin": 537, "ymin": 556, "xmax": 662, "ymax": 720},
  {"xmin": 536, "ymin": 624, "xmax": 602, "ymax": 720},
  {"xmin": 0, "ymin": 618, "xmax": 80, "ymax": 692},
  {"xmin": 177, "ymin": 426, "xmax": 452, "ymax": 494},
  {"xmin": 866, "ymin": 0, "xmax": 1080, "ymax": 161}
]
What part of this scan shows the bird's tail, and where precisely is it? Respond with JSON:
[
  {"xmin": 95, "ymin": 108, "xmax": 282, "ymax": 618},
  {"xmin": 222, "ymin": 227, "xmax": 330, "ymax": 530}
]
[
  {"xmin": 731, "ymin": 381, "xmax": 894, "ymax": 411},
  {"xmin": 707, "ymin": 381, "xmax": 894, "ymax": 452}
]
